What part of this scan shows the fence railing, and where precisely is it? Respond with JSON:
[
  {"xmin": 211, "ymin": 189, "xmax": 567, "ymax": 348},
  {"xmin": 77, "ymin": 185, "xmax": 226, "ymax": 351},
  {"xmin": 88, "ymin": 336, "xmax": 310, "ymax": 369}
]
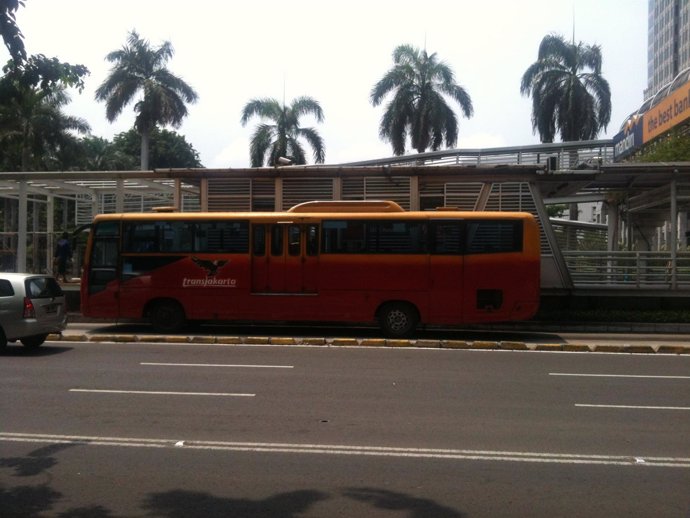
[{"xmin": 562, "ymin": 250, "xmax": 690, "ymax": 288}]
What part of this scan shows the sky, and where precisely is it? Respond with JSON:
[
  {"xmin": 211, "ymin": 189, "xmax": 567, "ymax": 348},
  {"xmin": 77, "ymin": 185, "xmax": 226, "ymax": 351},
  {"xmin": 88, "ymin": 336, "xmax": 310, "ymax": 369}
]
[{"xmin": 12, "ymin": 0, "xmax": 648, "ymax": 168}]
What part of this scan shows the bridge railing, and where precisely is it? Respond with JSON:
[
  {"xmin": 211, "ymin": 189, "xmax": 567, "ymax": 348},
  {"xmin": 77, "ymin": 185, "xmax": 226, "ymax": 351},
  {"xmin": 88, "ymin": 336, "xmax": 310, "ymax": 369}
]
[{"xmin": 562, "ymin": 250, "xmax": 690, "ymax": 288}]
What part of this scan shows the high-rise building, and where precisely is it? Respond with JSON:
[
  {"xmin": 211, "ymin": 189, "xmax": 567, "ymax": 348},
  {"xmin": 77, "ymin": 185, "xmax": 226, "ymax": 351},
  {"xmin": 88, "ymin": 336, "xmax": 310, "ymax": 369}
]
[{"xmin": 645, "ymin": 0, "xmax": 690, "ymax": 100}]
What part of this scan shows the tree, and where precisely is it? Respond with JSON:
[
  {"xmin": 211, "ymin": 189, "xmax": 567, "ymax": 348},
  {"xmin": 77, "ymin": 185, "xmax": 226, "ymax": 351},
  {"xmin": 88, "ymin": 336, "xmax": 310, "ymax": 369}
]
[
  {"xmin": 636, "ymin": 130, "xmax": 690, "ymax": 162},
  {"xmin": 0, "ymin": 81, "xmax": 90, "ymax": 171},
  {"xmin": 370, "ymin": 44, "xmax": 473, "ymax": 156},
  {"xmin": 76, "ymin": 135, "xmax": 137, "ymax": 171},
  {"xmin": 520, "ymin": 34, "xmax": 611, "ymax": 143},
  {"xmin": 110, "ymin": 127, "xmax": 202, "ymax": 169},
  {"xmin": 240, "ymin": 96, "xmax": 325, "ymax": 167},
  {"xmin": 0, "ymin": 0, "xmax": 25, "ymax": 62},
  {"xmin": 95, "ymin": 30, "xmax": 198, "ymax": 170}
]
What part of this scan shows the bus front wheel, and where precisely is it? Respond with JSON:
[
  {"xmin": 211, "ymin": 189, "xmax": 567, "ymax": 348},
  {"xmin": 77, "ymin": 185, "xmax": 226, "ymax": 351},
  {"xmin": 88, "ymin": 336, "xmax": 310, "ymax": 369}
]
[
  {"xmin": 149, "ymin": 300, "xmax": 186, "ymax": 333},
  {"xmin": 378, "ymin": 303, "xmax": 418, "ymax": 338}
]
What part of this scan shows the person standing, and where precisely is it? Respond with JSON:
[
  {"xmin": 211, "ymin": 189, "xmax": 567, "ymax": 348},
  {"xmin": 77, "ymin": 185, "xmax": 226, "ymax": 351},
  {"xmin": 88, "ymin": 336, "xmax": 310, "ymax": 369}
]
[{"xmin": 54, "ymin": 232, "xmax": 72, "ymax": 282}]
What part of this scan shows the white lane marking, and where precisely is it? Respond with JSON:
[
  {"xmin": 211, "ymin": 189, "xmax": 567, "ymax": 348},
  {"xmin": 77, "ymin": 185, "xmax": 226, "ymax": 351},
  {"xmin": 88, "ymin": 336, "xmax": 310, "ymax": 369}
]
[
  {"xmin": 576, "ymin": 404, "xmax": 690, "ymax": 411},
  {"xmin": 551, "ymin": 373, "xmax": 690, "ymax": 379},
  {"xmin": 69, "ymin": 389, "xmax": 254, "ymax": 397},
  {"xmin": 141, "ymin": 362, "xmax": 293, "ymax": 369},
  {"xmin": 1, "ymin": 432, "xmax": 689, "ymax": 468}
]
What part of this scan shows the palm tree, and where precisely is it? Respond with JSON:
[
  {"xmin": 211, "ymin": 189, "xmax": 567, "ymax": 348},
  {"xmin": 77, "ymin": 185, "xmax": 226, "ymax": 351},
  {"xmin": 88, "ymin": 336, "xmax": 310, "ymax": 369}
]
[
  {"xmin": 0, "ymin": 84, "xmax": 90, "ymax": 171},
  {"xmin": 370, "ymin": 44, "xmax": 473, "ymax": 156},
  {"xmin": 520, "ymin": 33, "xmax": 611, "ymax": 143},
  {"xmin": 240, "ymin": 96, "xmax": 325, "ymax": 167},
  {"xmin": 95, "ymin": 30, "xmax": 198, "ymax": 170}
]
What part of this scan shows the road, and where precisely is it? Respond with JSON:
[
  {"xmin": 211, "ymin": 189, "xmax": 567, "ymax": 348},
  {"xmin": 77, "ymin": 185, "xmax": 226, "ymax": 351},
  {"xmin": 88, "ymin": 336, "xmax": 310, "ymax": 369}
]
[{"xmin": 1, "ymin": 337, "xmax": 690, "ymax": 517}]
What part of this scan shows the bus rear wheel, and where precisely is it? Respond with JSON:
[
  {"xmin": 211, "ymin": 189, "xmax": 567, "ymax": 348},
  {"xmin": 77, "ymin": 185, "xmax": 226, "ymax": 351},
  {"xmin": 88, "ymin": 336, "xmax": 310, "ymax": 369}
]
[
  {"xmin": 149, "ymin": 300, "xmax": 186, "ymax": 333},
  {"xmin": 378, "ymin": 303, "xmax": 418, "ymax": 338}
]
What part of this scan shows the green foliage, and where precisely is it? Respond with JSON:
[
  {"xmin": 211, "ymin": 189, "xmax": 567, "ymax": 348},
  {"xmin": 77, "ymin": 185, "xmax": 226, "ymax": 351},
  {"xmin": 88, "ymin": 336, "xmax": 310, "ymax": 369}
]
[
  {"xmin": 75, "ymin": 128, "xmax": 202, "ymax": 171},
  {"xmin": 0, "ymin": 78, "xmax": 90, "ymax": 171},
  {"xmin": 635, "ymin": 129, "xmax": 690, "ymax": 161},
  {"xmin": 110, "ymin": 128, "xmax": 202, "ymax": 169},
  {"xmin": 546, "ymin": 204, "xmax": 567, "ymax": 218},
  {"xmin": 95, "ymin": 30, "xmax": 198, "ymax": 170},
  {"xmin": 2, "ymin": 54, "xmax": 89, "ymax": 94},
  {"xmin": 240, "ymin": 96, "xmax": 325, "ymax": 167},
  {"xmin": 520, "ymin": 34, "xmax": 611, "ymax": 143},
  {"xmin": 0, "ymin": 0, "xmax": 25, "ymax": 62},
  {"xmin": 371, "ymin": 44, "xmax": 473, "ymax": 155}
]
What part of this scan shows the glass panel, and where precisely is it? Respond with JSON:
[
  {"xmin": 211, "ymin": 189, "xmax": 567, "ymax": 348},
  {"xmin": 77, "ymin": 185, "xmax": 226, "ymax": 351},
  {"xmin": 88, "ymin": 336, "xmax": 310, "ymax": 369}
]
[
  {"xmin": 270, "ymin": 225, "xmax": 283, "ymax": 256},
  {"xmin": 288, "ymin": 225, "xmax": 301, "ymax": 256},
  {"xmin": 431, "ymin": 221, "xmax": 462, "ymax": 254},
  {"xmin": 94, "ymin": 221, "xmax": 119, "ymax": 238},
  {"xmin": 466, "ymin": 221, "xmax": 523, "ymax": 254},
  {"xmin": 195, "ymin": 221, "xmax": 248, "ymax": 252},
  {"xmin": 252, "ymin": 225, "xmax": 266, "ymax": 256},
  {"xmin": 306, "ymin": 225, "xmax": 319, "ymax": 256}
]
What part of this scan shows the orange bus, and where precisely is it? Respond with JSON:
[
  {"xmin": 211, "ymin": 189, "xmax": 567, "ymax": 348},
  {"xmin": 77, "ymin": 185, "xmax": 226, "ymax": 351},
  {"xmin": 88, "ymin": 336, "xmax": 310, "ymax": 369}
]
[{"xmin": 80, "ymin": 201, "xmax": 540, "ymax": 336}]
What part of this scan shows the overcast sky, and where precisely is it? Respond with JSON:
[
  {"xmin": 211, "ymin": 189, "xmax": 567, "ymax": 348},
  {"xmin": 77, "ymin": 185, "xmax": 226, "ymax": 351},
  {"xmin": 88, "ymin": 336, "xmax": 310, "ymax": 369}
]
[{"xmin": 13, "ymin": 0, "xmax": 647, "ymax": 168}]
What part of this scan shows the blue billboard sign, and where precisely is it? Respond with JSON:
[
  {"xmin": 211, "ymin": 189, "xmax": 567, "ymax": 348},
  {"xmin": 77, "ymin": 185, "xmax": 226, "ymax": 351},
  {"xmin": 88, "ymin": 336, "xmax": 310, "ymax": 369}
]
[{"xmin": 613, "ymin": 115, "xmax": 644, "ymax": 161}]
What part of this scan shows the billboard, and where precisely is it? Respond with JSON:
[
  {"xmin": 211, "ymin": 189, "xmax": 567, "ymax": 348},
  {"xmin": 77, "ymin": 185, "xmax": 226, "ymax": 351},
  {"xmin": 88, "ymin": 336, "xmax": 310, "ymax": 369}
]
[
  {"xmin": 613, "ymin": 115, "xmax": 644, "ymax": 161},
  {"xmin": 643, "ymin": 83, "xmax": 690, "ymax": 142}
]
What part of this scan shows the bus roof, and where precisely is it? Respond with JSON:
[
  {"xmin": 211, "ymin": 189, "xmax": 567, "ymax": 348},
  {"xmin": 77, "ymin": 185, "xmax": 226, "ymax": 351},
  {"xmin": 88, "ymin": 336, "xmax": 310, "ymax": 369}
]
[{"xmin": 91, "ymin": 208, "xmax": 536, "ymax": 222}]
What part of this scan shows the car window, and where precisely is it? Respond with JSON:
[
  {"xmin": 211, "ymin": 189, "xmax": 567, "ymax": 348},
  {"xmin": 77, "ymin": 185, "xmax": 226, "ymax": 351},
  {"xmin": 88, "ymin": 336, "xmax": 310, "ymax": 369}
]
[
  {"xmin": 0, "ymin": 279, "xmax": 14, "ymax": 297},
  {"xmin": 25, "ymin": 277, "xmax": 63, "ymax": 299}
]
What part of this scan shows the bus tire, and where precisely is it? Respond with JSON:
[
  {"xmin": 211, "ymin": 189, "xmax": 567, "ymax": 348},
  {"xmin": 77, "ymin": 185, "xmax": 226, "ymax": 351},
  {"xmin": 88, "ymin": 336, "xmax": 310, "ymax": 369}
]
[
  {"xmin": 378, "ymin": 302, "xmax": 419, "ymax": 338},
  {"xmin": 149, "ymin": 300, "xmax": 186, "ymax": 333}
]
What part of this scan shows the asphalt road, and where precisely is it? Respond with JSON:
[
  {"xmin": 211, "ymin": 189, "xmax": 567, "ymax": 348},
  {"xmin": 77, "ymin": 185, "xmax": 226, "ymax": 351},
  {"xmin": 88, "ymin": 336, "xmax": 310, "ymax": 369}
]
[{"xmin": 2, "ymin": 339, "xmax": 689, "ymax": 517}]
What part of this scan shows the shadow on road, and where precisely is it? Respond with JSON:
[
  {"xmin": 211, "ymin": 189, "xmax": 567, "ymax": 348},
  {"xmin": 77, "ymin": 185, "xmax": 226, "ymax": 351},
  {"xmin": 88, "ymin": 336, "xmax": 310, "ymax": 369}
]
[{"xmin": 0, "ymin": 345, "xmax": 73, "ymax": 357}]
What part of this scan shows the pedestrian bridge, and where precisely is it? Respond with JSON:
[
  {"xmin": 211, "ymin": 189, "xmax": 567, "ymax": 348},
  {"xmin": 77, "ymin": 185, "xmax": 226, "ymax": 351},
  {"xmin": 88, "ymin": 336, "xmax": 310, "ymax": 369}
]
[{"xmin": 2, "ymin": 139, "xmax": 690, "ymax": 303}]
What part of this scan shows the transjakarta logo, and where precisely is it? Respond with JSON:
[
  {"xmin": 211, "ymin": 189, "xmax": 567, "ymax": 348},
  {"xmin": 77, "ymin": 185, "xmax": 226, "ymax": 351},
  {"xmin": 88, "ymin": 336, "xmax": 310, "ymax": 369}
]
[
  {"xmin": 182, "ymin": 256, "xmax": 237, "ymax": 288},
  {"xmin": 182, "ymin": 277, "xmax": 237, "ymax": 288}
]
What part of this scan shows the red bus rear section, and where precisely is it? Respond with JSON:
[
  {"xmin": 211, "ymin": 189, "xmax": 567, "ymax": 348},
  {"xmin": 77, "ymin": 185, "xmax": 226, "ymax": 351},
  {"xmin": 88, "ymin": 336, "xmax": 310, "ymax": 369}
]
[{"xmin": 80, "ymin": 202, "xmax": 540, "ymax": 336}]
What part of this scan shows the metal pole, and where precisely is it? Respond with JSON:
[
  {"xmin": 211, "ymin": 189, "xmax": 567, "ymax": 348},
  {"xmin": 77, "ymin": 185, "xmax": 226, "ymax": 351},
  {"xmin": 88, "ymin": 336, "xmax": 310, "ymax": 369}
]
[
  {"xmin": 671, "ymin": 177, "xmax": 678, "ymax": 289},
  {"xmin": 17, "ymin": 181, "xmax": 27, "ymax": 272}
]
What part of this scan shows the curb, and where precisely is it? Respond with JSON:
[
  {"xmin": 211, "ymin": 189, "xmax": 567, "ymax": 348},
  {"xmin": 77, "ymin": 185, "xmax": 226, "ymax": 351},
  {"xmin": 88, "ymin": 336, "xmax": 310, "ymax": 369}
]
[{"xmin": 48, "ymin": 333, "xmax": 690, "ymax": 354}]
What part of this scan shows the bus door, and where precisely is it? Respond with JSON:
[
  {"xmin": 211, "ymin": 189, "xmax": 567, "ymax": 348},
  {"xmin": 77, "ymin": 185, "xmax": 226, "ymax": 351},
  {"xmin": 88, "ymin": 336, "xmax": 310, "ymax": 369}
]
[
  {"xmin": 251, "ymin": 223, "xmax": 319, "ymax": 293},
  {"xmin": 81, "ymin": 221, "xmax": 121, "ymax": 317}
]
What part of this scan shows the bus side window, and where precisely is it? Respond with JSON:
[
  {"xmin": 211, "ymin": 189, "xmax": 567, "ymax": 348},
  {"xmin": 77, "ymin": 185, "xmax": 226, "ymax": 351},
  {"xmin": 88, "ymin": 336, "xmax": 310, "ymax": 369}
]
[
  {"xmin": 465, "ymin": 221, "xmax": 523, "ymax": 254},
  {"xmin": 431, "ymin": 221, "xmax": 462, "ymax": 254},
  {"xmin": 306, "ymin": 225, "xmax": 319, "ymax": 256},
  {"xmin": 270, "ymin": 225, "xmax": 283, "ymax": 256},
  {"xmin": 253, "ymin": 225, "xmax": 266, "ymax": 256},
  {"xmin": 288, "ymin": 225, "xmax": 301, "ymax": 256}
]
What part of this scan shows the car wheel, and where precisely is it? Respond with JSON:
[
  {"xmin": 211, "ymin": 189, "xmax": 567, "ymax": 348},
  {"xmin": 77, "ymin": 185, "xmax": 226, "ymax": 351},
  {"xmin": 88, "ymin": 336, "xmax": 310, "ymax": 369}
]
[
  {"xmin": 0, "ymin": 328, "xmax": 7, "ymax": 349},
  {"xmin": 149, "ymin": 300, "xmax": 186, "ymax": 333},
  {"xmin": 378, "ymin": 303, "xmax": 419, "ymax": 338},
  {"xmin": 21, "ymin": 334, "xmax": 47, "ymax": 348}
]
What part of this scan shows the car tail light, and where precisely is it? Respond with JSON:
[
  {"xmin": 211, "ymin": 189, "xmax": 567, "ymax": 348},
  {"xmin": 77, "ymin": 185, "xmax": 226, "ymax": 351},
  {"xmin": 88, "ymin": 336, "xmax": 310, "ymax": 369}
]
[{"xmin": 23, "ymin": 297, "xmax": 36, "ymax": 319}]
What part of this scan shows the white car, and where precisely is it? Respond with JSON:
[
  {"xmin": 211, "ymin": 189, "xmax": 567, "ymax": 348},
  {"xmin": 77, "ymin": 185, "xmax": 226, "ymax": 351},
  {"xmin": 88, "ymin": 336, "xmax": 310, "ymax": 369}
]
[{"xmin": 0, "ymin": 273, "xmax": 67, "ymax": 348}]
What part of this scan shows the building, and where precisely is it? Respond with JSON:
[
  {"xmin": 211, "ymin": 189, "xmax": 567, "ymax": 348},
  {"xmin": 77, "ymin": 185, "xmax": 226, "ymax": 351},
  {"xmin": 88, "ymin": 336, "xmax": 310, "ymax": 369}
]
[{"xmin": 644, "ymin": 0, "xmax": 690, "ymax": 100}]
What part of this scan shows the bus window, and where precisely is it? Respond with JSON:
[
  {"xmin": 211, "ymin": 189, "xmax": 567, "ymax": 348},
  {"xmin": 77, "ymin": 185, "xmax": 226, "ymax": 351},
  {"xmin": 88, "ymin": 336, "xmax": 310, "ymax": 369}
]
[
  {"xmin": 323, "ymin": 220, "xmax": 428, "ymax": 254},
  {"xmin": 466, "ymin": 220, "xmax": 522, "ymax": 254},
  {"xmin": 88, "ymin": 222, "xmax": 120, "ymax": 294},
  {"xmin": 373, "ymin": 221, "xmax": 426, "ymax": 253},
  {"xmin": 306, "ymin": 224, "xmax": 319, "ymax": 256},
  {"xmin": 270, "ymin": 225, "xmax": 283, "ymax": 256},
  {"xmin": 253, "ymin": 225, "xmax": 266, "ymax": 256},
  {"xmin": 288, "ymin": 225, "xmax": 301, "ymax": 256},
  {"xmin": 196, "ymin": 221, "xmax": 248, "ymax": 253},
  {"xmin": 431, "ymin": 220, "xmax": 462, "ymax": 254}
]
